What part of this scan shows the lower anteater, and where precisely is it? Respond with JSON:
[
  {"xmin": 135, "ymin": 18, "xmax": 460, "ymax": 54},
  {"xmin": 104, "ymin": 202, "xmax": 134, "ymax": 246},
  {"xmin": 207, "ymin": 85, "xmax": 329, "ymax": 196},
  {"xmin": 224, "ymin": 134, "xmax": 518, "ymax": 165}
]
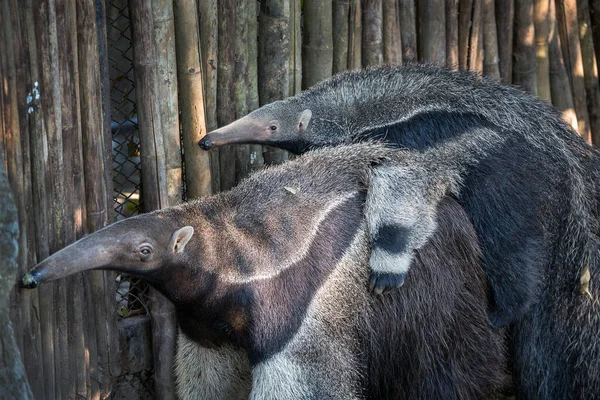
[{"xmin": 22, "ymin": 143, "xmax": 507, "ymax": 399}]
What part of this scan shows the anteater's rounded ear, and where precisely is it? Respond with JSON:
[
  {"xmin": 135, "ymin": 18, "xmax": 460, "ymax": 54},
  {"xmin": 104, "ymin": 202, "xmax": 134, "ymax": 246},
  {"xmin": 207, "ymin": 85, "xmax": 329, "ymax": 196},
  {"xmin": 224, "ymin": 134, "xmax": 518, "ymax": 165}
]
[
  {"xmin": 170, "ymin": 226, "xmax": 194, "ymax": 254},
  {"xmin": 298, "ymin": 109, "xmax": 312, "ymax": 132}
]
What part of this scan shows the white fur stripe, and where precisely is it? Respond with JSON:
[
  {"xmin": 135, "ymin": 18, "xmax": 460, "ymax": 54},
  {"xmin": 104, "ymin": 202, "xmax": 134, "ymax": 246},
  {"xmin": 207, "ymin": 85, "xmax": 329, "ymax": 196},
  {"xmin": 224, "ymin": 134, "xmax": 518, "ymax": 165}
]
[
  {"xmin": 220, "ymin": 190, "xmax": 359, "ymax": 284},
  {"xmin": 370, "ymin": 247, "xmax": 413, "ymax": 274}
]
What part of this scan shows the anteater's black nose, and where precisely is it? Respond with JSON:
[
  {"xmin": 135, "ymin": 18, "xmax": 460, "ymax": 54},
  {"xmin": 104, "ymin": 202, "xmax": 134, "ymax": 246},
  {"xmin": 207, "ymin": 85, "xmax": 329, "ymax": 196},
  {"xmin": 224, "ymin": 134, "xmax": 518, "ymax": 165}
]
[
  {"xmin": 199, "ymin": 136, "xmax": 212, "ymax": 150},
  {"xmin": 21, "ymin": 270, "xmax": 41, "ymax": 289}
]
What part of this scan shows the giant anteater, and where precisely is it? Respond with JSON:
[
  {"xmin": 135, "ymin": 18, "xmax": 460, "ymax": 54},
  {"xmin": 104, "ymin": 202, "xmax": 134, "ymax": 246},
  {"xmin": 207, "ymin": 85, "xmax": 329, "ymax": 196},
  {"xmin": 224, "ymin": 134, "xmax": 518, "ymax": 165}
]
[{"xmin": 22, "ymin": 143, "xmax": 507, "ymax": 399}]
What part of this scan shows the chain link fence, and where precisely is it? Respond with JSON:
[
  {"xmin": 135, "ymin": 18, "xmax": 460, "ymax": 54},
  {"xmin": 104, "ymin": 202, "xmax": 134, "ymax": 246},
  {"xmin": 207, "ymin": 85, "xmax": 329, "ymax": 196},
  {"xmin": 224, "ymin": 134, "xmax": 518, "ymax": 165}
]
[{"xmin": 106, "ymin": 0, "xmax": 151, "ymax": 320}]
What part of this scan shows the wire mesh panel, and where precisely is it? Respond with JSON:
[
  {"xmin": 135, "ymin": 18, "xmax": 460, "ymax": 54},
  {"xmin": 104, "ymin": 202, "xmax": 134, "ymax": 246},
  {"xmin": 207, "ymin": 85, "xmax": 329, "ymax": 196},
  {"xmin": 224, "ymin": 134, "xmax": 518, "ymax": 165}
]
[{"xmin": 106, "ymin": 0, "xmax": 150, "ymax": 320}]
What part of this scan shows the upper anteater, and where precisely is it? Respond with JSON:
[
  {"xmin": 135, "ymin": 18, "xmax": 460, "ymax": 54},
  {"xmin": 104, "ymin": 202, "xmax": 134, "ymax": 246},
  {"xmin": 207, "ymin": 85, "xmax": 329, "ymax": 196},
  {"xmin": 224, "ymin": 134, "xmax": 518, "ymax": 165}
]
[
  {"xmin": 199, "ymin": 64, "xmax": 600, "ymax": 399},
  {"xmin": 22, "ymin": 143, "xmax": 508, "ymax": 400}
]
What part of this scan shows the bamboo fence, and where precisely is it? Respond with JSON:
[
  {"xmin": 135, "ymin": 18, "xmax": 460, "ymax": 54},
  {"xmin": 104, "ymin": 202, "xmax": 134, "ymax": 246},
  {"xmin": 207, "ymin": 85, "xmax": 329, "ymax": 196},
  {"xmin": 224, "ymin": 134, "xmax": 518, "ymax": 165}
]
[{"xmin": 1, "ymin": 0, "xmax": 600, "ymax": 398}]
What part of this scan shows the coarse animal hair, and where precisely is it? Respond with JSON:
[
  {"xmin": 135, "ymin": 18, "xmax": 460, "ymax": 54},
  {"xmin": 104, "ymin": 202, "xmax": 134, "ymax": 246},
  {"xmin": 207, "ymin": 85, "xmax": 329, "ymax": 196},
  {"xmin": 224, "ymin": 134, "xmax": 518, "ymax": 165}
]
[
  {"xmin": 203, "ymin": 64, "xmax": 600, "ymax": 399},
  {"xmin": 24, "ymin": 143, "xmax": 508, "ymax": 399}
]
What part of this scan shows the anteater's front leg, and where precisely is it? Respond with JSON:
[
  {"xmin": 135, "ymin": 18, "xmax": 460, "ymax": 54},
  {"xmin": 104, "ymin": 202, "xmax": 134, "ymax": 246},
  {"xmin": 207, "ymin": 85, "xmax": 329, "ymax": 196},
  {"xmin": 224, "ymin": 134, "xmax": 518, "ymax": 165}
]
[
  {"xmin": 175, "ymin": 332, "xmax": 251, "ymax": 400},
  {"xmin": 366, "ymin": 164, "xmax": 444, "ymax": 294}
]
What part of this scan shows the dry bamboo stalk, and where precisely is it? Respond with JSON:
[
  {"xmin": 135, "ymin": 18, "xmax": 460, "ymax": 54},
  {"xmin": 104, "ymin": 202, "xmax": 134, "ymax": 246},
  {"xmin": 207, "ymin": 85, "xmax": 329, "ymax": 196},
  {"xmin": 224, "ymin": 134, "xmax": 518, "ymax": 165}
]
[
  {"xmin": 11, "ymin": 1, "xmax": 45, "ymax": 396},
  {"xmin": 174, "ymin": 0, "xmax": 213, "ymax": 198},
  {"xmin": 95, "ymin": 0, "xmax": 113, "ymax": 224},
  {"xmin": 198, "ymin": 0, "xmax": 220, "ymax": 193},
  {"xmin": 55, "ymin": 0, "xmax": 87, "ymax": 396},
  {"xmin": 458, "ymin": 0, "xmax": 474, "ymax": 69},
  {"xmin": 153, "ymin": 0, "xmax": 183, "ymax": 205},
  {"xmin": 591, "ymin": 0, "xmax": 600, "ymax": 65},
  {"xmin": 129, "ymin": 1, "xmax": 176, "ymax": 399},
  {"xmin": 383, "ymin": 0, "xmax": 401, "ymax": 65},
  {"xmin": 94, "ymin": 0, "xmax": 120, "ymax": 385},
  {"xmin": 446, "ymin": 0, "xmax": 459, "ymax": 68},
  {"xmin": 38, "ymin": 2, "xmax": 69, "ymax": 397},
  {"xmin": 23, "ymin": 2, "xmax": 53, "ymax": 397},
  {"xmin": 549, "ymin": 0, "xmax": 578, "ymax": 129},
  {"xmin": 576, "ymin": 0, "xmax": 600, "ymax": 145},
  {"xmin": 290, "ymin": 0, "xmax": 302, "ymax": 93},
  {"xmin": 495, "ymin": 0, "xmax": 515, "ymax": 82},
  {"xmin": 362, "ymin": 0, "xmax": 384, "ymax": 66},
  {"xmin": 419, "ymin": 0, "xmax": 446, "ymax": 64},
  {"xmin": 32, "ymin": 0, "xmax": 62, "ymax": 396},
  {"xmin": 246, "ymin": 0, "xmax": 265, "ymax": 173},
  {"xmin": 556, "ymin": 0, "xmax": 592, "ymax": 142},
  {"xmin": 217, "ymin": 0, "xmax": 238, "ymax": 185},
  {"xmin": 483, "ymin": 0, "xmax": 500, "ymax": 78},
  {"xmin": 534, "ymin": 0, "xmax": 551, "ymax": 101},
  {"xmin": 399, "ymin": 0, "xmax": 417, "ymax": 63},
  {"xmin": 303, "ymin": 0, "xmax": 334, "ymax": 86},
  {"xmin": 348, "ymin": 0, "xmax": 363, "ymax": 68},
  {"xmin": 234, "ymin": 0, "xmax": 250, "ymax": 182},
  {"xmin": 333, "ymin": 0, "xmax": 351, "ymax": 72},
  {"xmin": 469, "ymin": 0, "xmax": 484, "ymax": 72},
  {"xmin": 259, "ymin": 0, "xmax": 290, "ymax": 165},
  {"xmin": 76, "ymin": 0, "xmax": 115, "ymax": 397},
  {"xmin": 513, "ymin": 0, "xmax": 538, "ymax": 94},
  {"xmin": 76, "ymin": 0, "xmax": 116, "ymax": 397}
]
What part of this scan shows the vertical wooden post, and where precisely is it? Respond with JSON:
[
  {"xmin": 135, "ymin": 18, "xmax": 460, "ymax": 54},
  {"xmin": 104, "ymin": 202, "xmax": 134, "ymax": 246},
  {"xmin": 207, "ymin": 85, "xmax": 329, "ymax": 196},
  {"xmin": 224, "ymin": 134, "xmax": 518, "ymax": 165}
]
[
  {"xmin": 153, "ymin": 0, "xmax": 183, "ymax": 205},
  {"xmin": 458, "ymin": 0, "xmax": 474, "ymax": 69},
  {"xmin": 399, "ymin": 0, "xmax": 417, "ymax": 63},
  {"xmin": 383, "ymin": 0, "xmax": 402, "ymax": 65},
  {"xmin": 496, "ymin": 0, "xmax": 515, "ymax": 82},
  {"xmin": 259, "ymin": 0, "xmax": 290, "ymax": 165},
  {"xmin": 234, "ymin": 0, "xmax": 250, "ymax": 182},
  {"xmin": 303, "ymin": 0, "xmax": 334, "ymax": 86},
  {"xmin": 419, "ymin": 0, "xmax": 446, "ymax": 64},
  {"xmin": 32, "ymin": 0, "xmax": 63, "ymax": 397},
  {"xmin": 535, "ymin": 0, "xmax": 552, "ymax": 101},
  {"xmin": 513, "ymin": 0, "xmax": 538, "ymax": 94},
  {"xmin": 468, "ymin": 0, "xmax": 484, "ymax": 72},
  {"xmin": 362, "ymin": 0, "xmax": 384, "ymax": 66},
  {"xmin": 56, "ymin": 0, "xmax": 87, "ymax": 396},
  {"xmin": 549, "ymin": 0, "xmax": 578, "ymax": 129},
  {"xmin": 348, "ymin": 0, "xmax": 363, "ymax": 69},
  {"xmin": 94, "ymin": 0, "xmax": 121, "ymax": 387},
  {"xmin": 446, "ymin": 0, "xmax": 459, "ymax": 68},
  {"xmin": 556, "ymin": 0, "xmax": 592, "ymax": 142},
  {"xmin": 591, "ymin": 0, "xmax": 600, "ymax": 66},
  {"xmin": 576, "ymin": 0, "xmax": 600, "ymax": 145},
  {"xmin": 10, "ymin": 1, "xmax": 45, "ymax": 397},
  {"xmin": 198, "ymin": 0, "xmax": 221, "ymax": 192},
  {"xmin": 23, "ymin": 1, "xmax": 53, "ymax": 397},
  {"xmin": 173, "ymin": 0, "xmax": 213, "ymax": 199},
  {"xmin": 333, "ymin": 0, "xmax": 351, "ymax": 72},
  {"xmin": 247, "ymin": 0, "xmax": 265, "ymax": 173},
  {"xmin": 129, "ymin": 1, "xmax": 176, "ymax": 399},
  {"xmin": 483, "ymin": 0, "xmax": 500, "ymax": 78},
  {"xmin": 217, "ymin": 0, "xmax": 238, "ymax": 185},
  {"xmin": 76, "ymin": 0, "xmax": 115, "ymax": 397},
  {"xmin": 289, "ymin": 0, "xmax": 302, "ymax": 94}
]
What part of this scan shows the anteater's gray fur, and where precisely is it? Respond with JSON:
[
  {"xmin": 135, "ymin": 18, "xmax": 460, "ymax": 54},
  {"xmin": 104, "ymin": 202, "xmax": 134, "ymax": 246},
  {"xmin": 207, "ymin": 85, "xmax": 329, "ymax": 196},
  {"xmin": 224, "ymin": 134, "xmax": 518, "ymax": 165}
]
[
  {"xmin": 23, "ymin": 143, "xmax": 508, "ymax": 399},
  {"xmin": 203, "ymin": 64, "xmax": 600, "ymax": 399}
]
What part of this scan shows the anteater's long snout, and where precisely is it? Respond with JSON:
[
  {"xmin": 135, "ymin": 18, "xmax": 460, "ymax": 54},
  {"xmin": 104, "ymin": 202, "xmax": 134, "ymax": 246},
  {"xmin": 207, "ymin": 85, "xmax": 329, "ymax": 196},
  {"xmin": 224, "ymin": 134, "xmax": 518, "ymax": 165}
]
[
  {"xmin": 199, "ymin": 116, "xmax": 269, "ymax": 150},
  {"xmin": 20, "ymin": 233, "xmax": 113, "ymax": 289}
]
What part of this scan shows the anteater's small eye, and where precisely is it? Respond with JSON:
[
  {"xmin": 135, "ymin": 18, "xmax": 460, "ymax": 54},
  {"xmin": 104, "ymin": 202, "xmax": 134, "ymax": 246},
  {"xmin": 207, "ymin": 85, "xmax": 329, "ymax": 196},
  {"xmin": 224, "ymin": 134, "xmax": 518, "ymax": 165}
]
[
  {"xmin": 140, "ymin": 246, "xmax": 153, "ymax": 261},
  {"xmin": 270, "ymin": 125, "xmax": 277, "ymax": 131}
]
